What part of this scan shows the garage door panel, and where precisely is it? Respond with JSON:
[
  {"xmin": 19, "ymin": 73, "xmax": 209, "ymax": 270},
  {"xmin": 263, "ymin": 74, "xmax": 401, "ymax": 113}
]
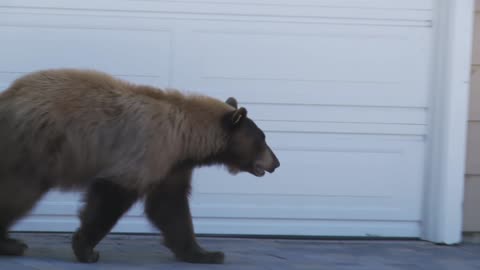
[
  {"xmin": 27, "ymin": 192, "xmax": 415, "ymax": 221},
  {"xmin": 177, "ymin": 24, "xmax": 431, "ymax": 108},
  {"xmin": 257, "ymin": 121, "xmax": 426, "ymax": 135},
  {"xmin": 0, "ymin": 25, "xmax": 172, "ymax": 87},
  {"xmin": 194, "ymin": 139, "xmax": 422, "ymax": 197},
  {"xmin": 191, "ymin": 132, "xmax": 424, "ymax": 217},
  {"xmin": 196, "ymin": 78, "xmax": 425, "ymax": 108},
  {"xmin": 190, "ymin": 195, "xmax": 419, "ymax": 221},
  {"xmin": 193, "ymin": 218, "xmax": 420, "ymax": 237},
  {"xmin": 246, "ymin": 104, "xmax": 427, "ymax": 125},
  {"xmin": 14, "ymin": 216, "xmax": 420, "ymax": 237},
  {"xmin": 3, "ymin": 0, "xmax": 433, "ymax": 22},
  {"xmin": 197, "ymin": 31, "xmax": 425, "ymax": 84}
]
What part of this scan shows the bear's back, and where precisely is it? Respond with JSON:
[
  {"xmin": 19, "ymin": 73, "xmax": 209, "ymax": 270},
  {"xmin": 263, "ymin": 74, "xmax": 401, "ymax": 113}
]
[
  {"xmin": 0, "ymin": 69, "xmax": 174, "ymax": 121},
  {"xmin": 3, "ymin": 69, "xmax": 133, "ymax": 106}
]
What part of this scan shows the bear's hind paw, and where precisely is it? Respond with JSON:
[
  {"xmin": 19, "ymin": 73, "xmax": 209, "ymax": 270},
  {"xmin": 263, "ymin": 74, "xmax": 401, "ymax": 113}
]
[{"xmin": 178, "ymin": 250, "xmax": 225, "ymax": 264}]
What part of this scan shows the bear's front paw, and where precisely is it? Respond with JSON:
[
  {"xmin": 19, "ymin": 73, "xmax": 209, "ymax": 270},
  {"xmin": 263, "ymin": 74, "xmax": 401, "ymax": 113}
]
[
  {"xmin": 177, "ymin": 250, "xmax": 225, "ymax": 264},
  {"xmin": 72, "ymin": 232, "xmax": 100, "ymax": 263},
  {"xmin": 75, "ymin": 248, "xmax": 100, "ymax": 263},
  {"xmin": 0, "ymin": 238, "xmax": 28, "ymax": 256}
]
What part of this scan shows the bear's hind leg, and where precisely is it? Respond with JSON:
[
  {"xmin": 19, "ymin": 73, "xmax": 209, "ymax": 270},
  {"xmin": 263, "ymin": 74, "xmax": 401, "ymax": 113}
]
[
  {"xmin": 145, "ymin": 169, "xmax": 224, "ymax": 264},
  {"xmin": 0, "ymin": 179, "xmax": 48, "ymax": 256},
  {"xmin": 72, "ymin": 179, "xmax": 138, "ymax": 263}
]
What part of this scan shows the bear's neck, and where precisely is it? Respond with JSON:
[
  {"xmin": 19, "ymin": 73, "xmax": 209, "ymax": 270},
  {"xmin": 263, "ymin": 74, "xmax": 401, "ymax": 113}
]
[{"xmin": 170, "ymin": 94, "xmax": 233, "ymax": 167}]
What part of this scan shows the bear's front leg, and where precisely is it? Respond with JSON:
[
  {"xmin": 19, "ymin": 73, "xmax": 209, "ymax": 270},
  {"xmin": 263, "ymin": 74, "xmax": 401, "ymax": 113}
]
[
  {"xmin": 145, "ymin": 170, "xmax": 224, "ymax": 264},
  {"xmin": 72, "ymin": 179, "xmax": 138, "ymax": 263}
]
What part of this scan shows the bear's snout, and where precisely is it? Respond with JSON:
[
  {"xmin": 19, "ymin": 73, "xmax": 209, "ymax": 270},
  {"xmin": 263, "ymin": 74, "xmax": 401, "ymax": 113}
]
[{"xmin": 253, "ymin": 145, "xmax": 280, "ymax": 176}]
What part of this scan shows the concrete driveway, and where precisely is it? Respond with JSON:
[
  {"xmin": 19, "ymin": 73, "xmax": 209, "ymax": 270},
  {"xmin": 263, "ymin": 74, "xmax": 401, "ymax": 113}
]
[{"xmin": 1, "ymin": 233, "xmax": 479, "ymax": 270}]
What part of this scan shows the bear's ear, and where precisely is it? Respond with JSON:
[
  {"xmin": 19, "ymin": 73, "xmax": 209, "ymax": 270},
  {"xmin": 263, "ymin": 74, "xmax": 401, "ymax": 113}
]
[
  {"xmin": 225, "ymin": 97, "xmax": 238, "ymax": 109},
  {"xmin": 224, "ymin": 107, "xmax": 247, "ymax": 129},
  {"xmin": 232, "ymin": 107, "xmax": 247, "ymax": 125}
]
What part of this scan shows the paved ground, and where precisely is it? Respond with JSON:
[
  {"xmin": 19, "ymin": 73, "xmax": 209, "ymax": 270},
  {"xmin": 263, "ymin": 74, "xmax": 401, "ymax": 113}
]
[{"xmin": 1, "ymin": 233, "xmax": 480, "ymax": 270}]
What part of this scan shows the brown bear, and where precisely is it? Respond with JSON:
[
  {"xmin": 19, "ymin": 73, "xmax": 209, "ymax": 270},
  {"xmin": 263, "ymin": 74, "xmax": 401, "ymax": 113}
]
[{"xmin": 0, "ymin": 69, "xmax": 279, "ymax": 264}]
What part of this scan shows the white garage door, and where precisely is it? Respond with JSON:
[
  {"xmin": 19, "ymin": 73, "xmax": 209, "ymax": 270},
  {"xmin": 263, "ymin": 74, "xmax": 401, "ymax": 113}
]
[{"xmin": 1, "ymin": 0, "xmax": 434, "ymax": 238}]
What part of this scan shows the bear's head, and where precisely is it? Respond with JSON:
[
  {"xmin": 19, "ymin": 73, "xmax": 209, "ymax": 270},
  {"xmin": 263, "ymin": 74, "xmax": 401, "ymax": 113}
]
[{"xmin": 221, "ymin": 97, "xmax": 280, "ymax": 177}]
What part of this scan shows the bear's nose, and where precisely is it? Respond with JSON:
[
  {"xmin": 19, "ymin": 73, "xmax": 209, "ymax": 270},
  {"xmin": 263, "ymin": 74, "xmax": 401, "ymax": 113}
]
[
  {"xmin": 273, "ymin": 156, "xmax": 280, "ymax": 169},
  {"xmin": 267, "ymin": 158, "xmax": 280, "ymax": 173}
]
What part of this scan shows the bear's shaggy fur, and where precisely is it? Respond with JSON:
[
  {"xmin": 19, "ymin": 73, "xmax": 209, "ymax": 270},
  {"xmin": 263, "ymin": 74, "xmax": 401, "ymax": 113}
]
[{"xmin": 0, "ymin": 69, "xmax": 279, "ymax": 264}]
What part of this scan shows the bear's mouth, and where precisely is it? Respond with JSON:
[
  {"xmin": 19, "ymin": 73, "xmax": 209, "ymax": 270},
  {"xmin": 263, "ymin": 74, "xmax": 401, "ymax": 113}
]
[
  {"xmin": 252, "ymin": 165, "xmax": 266, "ymax": 177},
  {"xmin": 227, "ymin": 164, "xmax": 267, "ymax": 177},
  {"xmin": 227, "ymin": 165, "xmax": 240, "ymax": 175}
]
